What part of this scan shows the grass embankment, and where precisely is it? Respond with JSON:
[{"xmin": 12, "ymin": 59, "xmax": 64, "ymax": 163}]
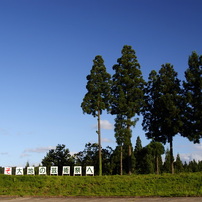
[{"xmin": 0, "ymin": 173, "xmax": 201, "ymax": 197}]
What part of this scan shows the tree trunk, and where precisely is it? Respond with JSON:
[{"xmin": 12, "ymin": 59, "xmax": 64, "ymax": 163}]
[
  {"xmin": 169, "ymin": 136, "xmax": 174, "ymax": 174},
  {"xmin": 97, "ymin": 109, "xmax": 102, "ymax": 176},
  {"xmin": 156, "ymin": 156, "xmax": 159, "ymax": 175},
  {"xmin": 127, "ymin": 120, "xmax": 132, "ymax": 175},
  {"xmin": 128, "ymin": 144, "xmax": 132, "ymax": 175},
  {"xmin": 120, "ymin": 145, "xmax": 123, "ymax": 175}
]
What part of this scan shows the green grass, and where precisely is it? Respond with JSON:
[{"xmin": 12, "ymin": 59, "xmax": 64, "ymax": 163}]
[{"xmin": 0, "ymin": 173, "xmax": 201, "ymax": 197}]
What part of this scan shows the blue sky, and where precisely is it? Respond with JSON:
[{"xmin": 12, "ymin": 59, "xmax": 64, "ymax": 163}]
[{"xmin": 0, "ymin": 0, "xmax": 201, "ymax": 167}]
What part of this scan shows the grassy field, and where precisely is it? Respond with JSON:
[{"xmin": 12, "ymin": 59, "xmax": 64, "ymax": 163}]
[{"xmin": 0, "ymin": 173, "xmax": 201, "ymax": 197}]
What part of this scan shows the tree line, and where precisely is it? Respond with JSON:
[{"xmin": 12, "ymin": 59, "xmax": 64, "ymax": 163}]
[
  {"xmin": 0, "ymin": 141, "xmax": 201, "ymax": 175},
  {"xmin": 81, "ymin": 45, "xmax": 202, "ymax": 175}
]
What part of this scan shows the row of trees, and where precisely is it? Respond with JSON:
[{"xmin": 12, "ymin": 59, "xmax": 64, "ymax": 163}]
[
  {"xmin": 1, "ymin": 140, "xmax": 201, "ymax": 175},
  {"xmin": 40, "ymin": 141, "xmax": 201, "ymax": 176},
  {"xmin": 81, "ymin": 45, "xmax": 202, "ymax": 175}
]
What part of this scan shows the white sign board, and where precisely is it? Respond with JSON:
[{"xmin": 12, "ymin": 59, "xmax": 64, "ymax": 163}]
[
  {"xmin": 16, "ymin": 167, "xmax": 23, "ymax": 175},
  {"xmin": 4, "ymin": 167, "xmax": 12, "ymax": 175},
  {"xmin": 39, "ymin": 167, "xmax": 47, "ymax": 175},
  {"xmin": 62, "ymin": 166, "xmax": 70, "ymax": 175},
  {"xmin": 86, "ymin": 166, "xmax": 94, "ymax": 175},
  {"xmin": 27, "ymin": 167, "xmax": 35, "ymax": 175},
  {"xmin": 50, "ymin": 166, "xmax": 58, "ymax": 175},
  {"xmin": 74, "ymin": 166, "xmax": 82, "ymax": 176}
]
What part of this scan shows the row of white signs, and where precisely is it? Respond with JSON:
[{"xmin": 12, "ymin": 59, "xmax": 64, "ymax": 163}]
[{"xmin": 4, "ymin": 166, "xmax": 94, "ymax": 176}]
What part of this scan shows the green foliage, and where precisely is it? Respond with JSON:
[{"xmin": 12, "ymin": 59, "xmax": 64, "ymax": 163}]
[
  {"xmin": 134, "ymin": 137, "xmax": 164, "ymax": 174},
  {"xmin": 146, "ymin": 141, "xmax": 164, "ymax": 174},
  {"xmin": 0, "ymin": 173, "xmax": 201, "ymax": 197},
  {"xmin": 134, "ymin": 136, "xmax": 142, "ymax": 152},
  {"xmin": 134, "ymin": 136, "xmax": 143, "ymax": 173},
  {"xmin": 81, "ymin": 55, "xmax": 111, "ymax": 117},
  {"xmin": 39, "ymin": 139, "xmax": 201, "ymax": 175},
  {"xmin": 174, "ymin": 154, "xmax": 184, "ymax": 173},
  {"xmin": 138, "ymin": 149, "xmax": 155, "ymax": 174},
  {"xmin": 163, "ymin": 149, "xmax": 171, "ymax": 173},
  {"xmin": 142, "ymin": 64, "xmax": 182, "ymax": 143},
  {"xmin": 102, "ymin": 146, "xmax": 114, "ymax": 175},
  {"xmin": 111, "ymin": 45, "xmax": 145, "ymax": 118},
  {"xmin": 142, "ymin": 64, "xmax": 183, "ymax": 174},
  {"xmin": 114, "ymin": 114, "xmax": 129, "ymax": 146},
  {"xmin": 74, "ymin": 143, "xmax": 114, "ymax": 175},
  {"xmin": 188, "ymin": 160, "xmax": 199, "ymax": 172},
  {"xmin": 81, "ymin": 55, "xmax": 111, "ymax": 176},
  {"xmin": 183, "ymin": 160, "xmax": 202, "ymax": 173},
  {"xmin": 111, "ymin": 45, "xmax": 145, "ymax": 174},
  {"xmin": 41, "ymin": 144, "xmax": 74, "ymax": 175},
  {"xmin": 182, "ymin": 51, "xmax": 202, "ymax": 143},
  {"xmin": 111, "ymin": 45, "xmax": 145, "ymax": 137}
]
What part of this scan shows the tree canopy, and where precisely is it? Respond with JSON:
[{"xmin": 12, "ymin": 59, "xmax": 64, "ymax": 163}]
[
  {"xmin": 182, "ymin": 51, "xmax": 202, "ymax": 143},
  {"xmin": 81, "ymin": 55, "xmax": 111, "ymax": 117},
  {"xmin": 142, "ymin": 63, "xmax": 183, "ymax": 174},
  {"xmin": 41, "ymin": 144, "xmax": 74, "ymax": 175}
]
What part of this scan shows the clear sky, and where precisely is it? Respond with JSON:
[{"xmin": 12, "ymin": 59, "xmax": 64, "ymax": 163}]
[{"xmin": 0, "ymin": 0, "xmax": 201, "ymax": 167}]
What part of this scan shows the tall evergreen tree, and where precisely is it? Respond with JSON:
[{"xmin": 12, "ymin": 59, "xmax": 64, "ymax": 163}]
[
  {"xmin": 81, "ymin": 55, "xmax": 111, "ymax": 176},
  {"xmin": 110, "ymin": 145, "xmax": 122, "ymax": 175},
  {"xmin": 134, "ymin": 136, "xmax": 143, "ymax": 173},
  {"xmin": 183, "ymin": 161, "xmax": 189, "ymax": 172},
  {"xmin": 134, "ymin": 136, "xmax": 143, "ymax": 153},
  {"xmin": 188, "ymin": 159, "xmax": 199, "ymax": 172},
  {"xmin": 143, "ymin": 153, "xmax": 155, "ymax": 174},
  {"xmin": 142, "ymin": 64, "xmax": 182, "ymax": 174},
  {"xmin": 174, "ymin": 154, "xmax": 184, "ymax": 173},
  {"xmin": 111, "ymin": 45, "xmax": 145, "ymax": 174},
  {"xmin": 198, "ymin": 161, "xmax": 202, "ymax": 172},
  {"xmin": 182, "ymin": 52, "xmax": 202, "ymax": 143},
  {"xmin": 163, "ymin": 148, "xmax": 172, "ymax": 173},
  {"xmin": 135, "ymin": 145, "xmax": 155, "ymax": 174}
]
